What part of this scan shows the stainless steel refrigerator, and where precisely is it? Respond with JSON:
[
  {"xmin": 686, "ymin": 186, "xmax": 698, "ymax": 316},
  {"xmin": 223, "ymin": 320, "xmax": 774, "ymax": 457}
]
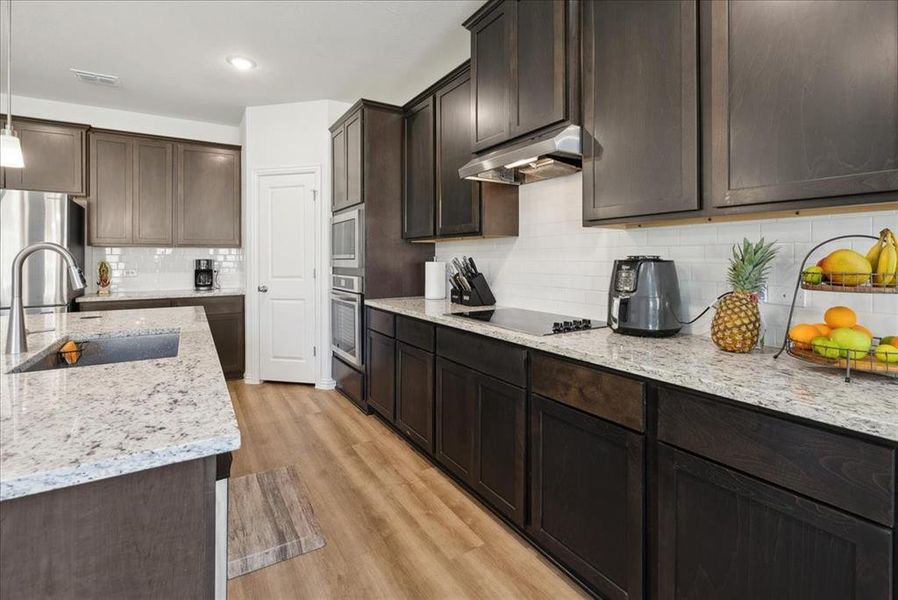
[{"xmin": 0, "ymin": 189, "xmax": 86, "ymax": 314}]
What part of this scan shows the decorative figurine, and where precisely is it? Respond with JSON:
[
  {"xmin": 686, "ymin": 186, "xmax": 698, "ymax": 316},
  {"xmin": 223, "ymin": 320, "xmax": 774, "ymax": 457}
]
[{"xmin": 97, "ymin": 260, "xmax": 112, "ymax": 296}]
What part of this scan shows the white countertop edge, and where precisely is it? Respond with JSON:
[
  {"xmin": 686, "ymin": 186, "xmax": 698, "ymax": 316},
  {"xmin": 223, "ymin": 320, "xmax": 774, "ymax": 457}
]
[
  {"xmin": 365, "ymin": 297, "xmax": 898, "ymax": 443},
  {"xmin": 0, "ymin": 432, "xmax": 241, "ymax": 502},
  {"xmin": 75, "ymin": 288, "xmax": 245, "ymax": 303}
]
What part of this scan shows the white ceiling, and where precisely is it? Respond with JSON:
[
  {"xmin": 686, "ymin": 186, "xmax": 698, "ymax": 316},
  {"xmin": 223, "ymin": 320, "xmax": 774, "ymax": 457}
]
[{"xmin": 3, "ymin": 0, "xmax": 482, "ymax": 125}]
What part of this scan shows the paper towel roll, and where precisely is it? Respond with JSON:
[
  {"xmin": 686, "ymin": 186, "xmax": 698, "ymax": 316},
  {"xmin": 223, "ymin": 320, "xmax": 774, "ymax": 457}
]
[{"xmin": 425, "ymin": 261, "xmax": 447, "ymax": 300}]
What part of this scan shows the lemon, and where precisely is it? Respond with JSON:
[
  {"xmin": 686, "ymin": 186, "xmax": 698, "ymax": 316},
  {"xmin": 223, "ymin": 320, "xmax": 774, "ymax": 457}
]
[
  {"xmin": 874, "ymin": 344, "xmax": 898, "ymax": 364},
  {"xmin": 801, "ymin": 265, "xmax": 824, "ymax": 285}
]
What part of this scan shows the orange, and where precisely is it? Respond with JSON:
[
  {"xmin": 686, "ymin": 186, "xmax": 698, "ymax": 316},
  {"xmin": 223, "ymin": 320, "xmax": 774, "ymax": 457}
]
[
  {"xmin": 814, "ymin": 323, "xmax": 832, "ymax": 337},
  {"xmin": 789, "ymin": 323, "xmax": 822, "ymax": 349},
  {"xmin": 852, "ymin": 324, "xmax": 874, "ymax": 338},
  {"xmin": 824, "ymin": 306, "xmax": 857, "ymax": 329}
]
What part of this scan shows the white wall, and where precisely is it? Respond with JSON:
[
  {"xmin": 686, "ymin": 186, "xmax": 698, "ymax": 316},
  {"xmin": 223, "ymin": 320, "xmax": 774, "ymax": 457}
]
[
  {"xmin": 2, "ymin": 93, "xmax": 241, "ymax": 145},
  {"xmin": 242, "ymin": 99, "xmax": 351, "ymax": 387},
  {"xmin": 435, "ymin": 174, "xmax": 898, "ymax": 347}
]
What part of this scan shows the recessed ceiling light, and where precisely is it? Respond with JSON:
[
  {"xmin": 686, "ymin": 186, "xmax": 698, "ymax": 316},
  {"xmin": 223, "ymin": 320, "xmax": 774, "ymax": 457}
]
[{"xmin": 226, "ymin": 56, "xmax": 257, "ymax": 71}]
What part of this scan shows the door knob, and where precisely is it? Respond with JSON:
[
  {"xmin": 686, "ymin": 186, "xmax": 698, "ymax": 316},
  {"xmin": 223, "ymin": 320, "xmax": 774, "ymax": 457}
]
[{"xmin": 258, "ymin": 285, "xmax": 269, "ymax": 293}]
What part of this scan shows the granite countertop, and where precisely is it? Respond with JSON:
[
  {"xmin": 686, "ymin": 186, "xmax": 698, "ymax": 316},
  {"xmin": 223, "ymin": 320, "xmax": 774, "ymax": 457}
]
[
  {"xmin": 75, "ymin": 287, "xmax": 245, "ymax": 303},
  {"xmin": 0, "ymin": 306, "xmax": 241, "ymax": 501},
  {"xmin": 366, "ymin": 297, "xmax": 898, "ymax": 443}
]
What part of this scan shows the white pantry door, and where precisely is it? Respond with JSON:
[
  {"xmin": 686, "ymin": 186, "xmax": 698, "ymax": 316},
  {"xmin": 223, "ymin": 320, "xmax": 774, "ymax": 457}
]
[{"xmin": 258, "ymin": 171, "xmax": 317, "ymax": 383}]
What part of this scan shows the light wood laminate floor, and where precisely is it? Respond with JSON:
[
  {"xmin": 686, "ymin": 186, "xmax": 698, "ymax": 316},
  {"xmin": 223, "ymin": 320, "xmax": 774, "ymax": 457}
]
[{"xmin": 226, "ymin": 381, "xmax": 587, "ymax": 600}]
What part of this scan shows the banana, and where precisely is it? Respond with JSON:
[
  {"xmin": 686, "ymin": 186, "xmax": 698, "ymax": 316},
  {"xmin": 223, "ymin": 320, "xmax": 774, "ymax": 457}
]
[
  {"xmin": 876, "ymin": 231, "xmax": 897, "ymax": 287},
  {"xmin": 865, "ymin": 236, "xmax": 884, "ymax": 269}
]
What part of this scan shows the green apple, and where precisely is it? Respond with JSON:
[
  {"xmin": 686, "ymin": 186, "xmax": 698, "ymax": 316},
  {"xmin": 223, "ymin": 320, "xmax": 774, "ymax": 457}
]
[
  {"xmin": 874, "ymin": 344, "xmax": 898, "ymax": 364},
  {"xmin": 811, "ymin": 336, "xmax": 841, "ymax": 359},
  {"xmin": 802, "ymin": 265, "xmax": 824, "ymax": 285},
  {"xmin": 830, "ymin": 328, "xmax": 872, "ymax": 359}
]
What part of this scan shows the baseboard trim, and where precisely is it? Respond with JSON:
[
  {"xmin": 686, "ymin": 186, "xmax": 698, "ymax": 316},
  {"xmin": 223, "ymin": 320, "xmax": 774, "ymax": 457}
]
[{"xmin": 316, "ymin": 378, "xmax": 337, "ymax": 390}]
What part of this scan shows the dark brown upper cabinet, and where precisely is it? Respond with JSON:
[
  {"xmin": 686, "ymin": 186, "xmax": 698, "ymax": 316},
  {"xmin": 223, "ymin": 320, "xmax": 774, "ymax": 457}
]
[
  {"xmin": 657, "ymin": 444, "xmax": 892, "ymax": 599},
  {"xmin": 705, "ymin": 0, "xmax": 898, "ymax": 209},
  {"xmin": 401, "ymin": 63, "xmax": 519, "ymax": 241},
  {"xmin": 331, "ymin": 108, "xmax": 363, "ymax": 212},
  {"xmin": 134, "ymin": 138, "xmax": 174, "ymax": 245},
  {"xmin": 436, "ymin": 71, "xmax": 482, "ymax": 237},
  {"xmin": 582, "ymin": 0, "xmax": 699, "ymax": 223},
  {"xmin": 1, "ymin": 118, "xmax": 87, "ymax": 195},
  {"xmin": 175, "ymin": 143, "xmax": 241, "ymax": 247},
  {"xmin": 402, "ymin": 97, "xmax": 435, "ymax": 239},
  {"xmin": 464, "ymin": 0, "xmax": 578, "ymax": 153}
]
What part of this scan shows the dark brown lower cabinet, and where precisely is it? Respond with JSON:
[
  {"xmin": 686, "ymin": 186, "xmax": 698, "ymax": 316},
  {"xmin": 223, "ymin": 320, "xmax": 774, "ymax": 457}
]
[
  {"xmin": 472, "ymin": 370, "xmax": 525, "ymax": 527},
  {"xmin": 435, "ymin": 357, "xmax": 476, "ymax": 481},
  {"xmin": 396, "ymin": 342, "xmax": 434, "ymax": 454},
  {"xmin": 656, "ymin": 444, "xmax": 893, "ymax": 600},
  {"xmin": 366, "ymin": 330, "xmax": 396, "ymax": 421},
  {"xmin": 435, "ymin": 357, "xmax": 526, "ymax": 527},
  {"xmin": 205, "ymin": 312, "xmax": 245, "ymax": 379},
  {"xmin": 529, "ymin": 394, "xmax": 644, "ymax": 600}
]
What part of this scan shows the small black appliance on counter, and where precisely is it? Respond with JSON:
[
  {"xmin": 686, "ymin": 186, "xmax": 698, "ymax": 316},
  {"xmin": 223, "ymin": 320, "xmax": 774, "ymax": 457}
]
[
  {"xmin": 608, "ymin": 256, "xmax": 682, "ymax": 337},
  {"xmin": 194, "ymin": 259, "xmax": 215, "ymax": 291}
]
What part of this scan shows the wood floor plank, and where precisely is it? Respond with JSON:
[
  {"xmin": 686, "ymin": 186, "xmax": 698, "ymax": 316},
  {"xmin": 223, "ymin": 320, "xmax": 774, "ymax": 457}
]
[{"xmin": 226, "ymin": 380, "xmax": 587, "ymax": 600}]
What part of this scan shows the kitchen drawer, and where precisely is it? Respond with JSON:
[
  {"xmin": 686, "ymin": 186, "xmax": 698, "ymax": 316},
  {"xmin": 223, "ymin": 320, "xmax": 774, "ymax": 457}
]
[
  {"xmin": 367, "ymin": 308, "xmax": 395, "ymax": 337},
  {"xmin": 78, "ymin": 299, "xmax": 172, "ymax": 312},
  {"xmin": 436, "ymin": 326, "xmax": 527, "ymax": 388},
  {"xmin": 531, "ymin": 352, "xmax": 645, "ymax": 432},
  {"xmin": 658, "ymin": 386, "xmax": 895, "ymax": 526},
  {"xmin": 171, "ymin": 296, "xmax": 243, "ymax": 315},
  {"xmin": 396, "ymin": 316, "xmax": 435, "ymax": 353},
  {"xmin": 333, "ymin": 355, "xmax": 365, "ymax": 411}
]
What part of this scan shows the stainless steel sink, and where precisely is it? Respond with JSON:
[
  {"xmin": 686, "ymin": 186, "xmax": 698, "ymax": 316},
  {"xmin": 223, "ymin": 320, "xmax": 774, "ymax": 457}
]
[{"xmin": 11, "ymin": 333, "xmax": 180, "ymax": 373}]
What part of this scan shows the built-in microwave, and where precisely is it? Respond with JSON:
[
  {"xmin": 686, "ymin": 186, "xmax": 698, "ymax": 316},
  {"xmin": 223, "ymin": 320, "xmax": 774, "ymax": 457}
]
[{"xmin": 331, "ymin": 206, "xmax": 364, "ymax": 272}]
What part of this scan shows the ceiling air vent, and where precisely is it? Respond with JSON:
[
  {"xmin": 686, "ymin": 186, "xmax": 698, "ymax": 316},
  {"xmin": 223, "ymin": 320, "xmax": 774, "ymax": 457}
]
[{"xmin": 70, "ymin": 68, "xmax": 120, "ymax": 87}]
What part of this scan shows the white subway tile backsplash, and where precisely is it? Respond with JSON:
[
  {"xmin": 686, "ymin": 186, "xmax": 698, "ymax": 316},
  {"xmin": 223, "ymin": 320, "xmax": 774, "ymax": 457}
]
[
  {"xmin": 85, "ymin": 246, "xmax": 245, "ymax": 293},
  {"xmin": 435, "ymin": 173, "xmax": 897, "ymax": 342}
]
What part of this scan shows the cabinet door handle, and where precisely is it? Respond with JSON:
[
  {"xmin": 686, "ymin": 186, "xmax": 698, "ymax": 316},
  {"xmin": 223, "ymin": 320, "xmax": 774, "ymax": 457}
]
[{"xmin": 258, "ymin": 285, "xmax": 269, "ymax": 293}]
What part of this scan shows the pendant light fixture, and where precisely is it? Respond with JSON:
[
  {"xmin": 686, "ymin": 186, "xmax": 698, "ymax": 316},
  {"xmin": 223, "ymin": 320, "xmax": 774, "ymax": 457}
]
[{"xmin": 1, "ymin": 0, "xmax": 24, "ymax": 169}]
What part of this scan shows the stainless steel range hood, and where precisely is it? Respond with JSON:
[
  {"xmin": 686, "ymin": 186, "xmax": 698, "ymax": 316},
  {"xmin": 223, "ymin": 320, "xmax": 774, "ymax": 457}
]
[{"xmin": 458, "ymin": 124, "xmax": 581, "ymax": 185}]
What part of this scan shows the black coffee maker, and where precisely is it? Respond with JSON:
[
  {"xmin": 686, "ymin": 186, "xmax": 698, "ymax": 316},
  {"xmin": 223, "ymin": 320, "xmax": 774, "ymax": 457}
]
[{"xmin": 194, "ymin": 259, "xmax": 215, "ymax": 290}]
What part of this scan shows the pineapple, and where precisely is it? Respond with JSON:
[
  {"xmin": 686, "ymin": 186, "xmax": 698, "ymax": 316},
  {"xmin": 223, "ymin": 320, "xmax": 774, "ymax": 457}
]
[{"xmin": 711, "ymin": 238, "xmax": 778, "ymax": 353}]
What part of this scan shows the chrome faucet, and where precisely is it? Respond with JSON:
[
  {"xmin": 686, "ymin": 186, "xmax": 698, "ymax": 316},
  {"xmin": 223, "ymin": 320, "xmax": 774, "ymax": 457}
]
[{"xmin": 4, "ymin": 242, "xmax": 86, "ymax": 354}]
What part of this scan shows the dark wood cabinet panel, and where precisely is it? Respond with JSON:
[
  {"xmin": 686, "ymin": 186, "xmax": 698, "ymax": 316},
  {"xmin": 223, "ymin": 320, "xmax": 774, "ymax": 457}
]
[
  {"xmin": 472, "ymin": 371, "xmax": 525, "ymax": 526},
  {"xmin": 367, "ymin": 307, "xmax": 395, "ymax": 337},
  {"xmin": 435, "ymin": 70, "xmax": 481, "ymax": 237},
  {"xmin": 88, "ymin": 132, "xmax": 134, "ymax": 245},
  {"xmin": 2, "ymin": 119, "xmax": 86, "ymax": 195},
  {"xmin": 658, "ymin": 386, "xmax": 895, "ymax": 526},
  {"xmin": 345, "ymin": 112, "xmax": 363, "ymax": 208},
  {"xmin": 205, "ymin": 312, "xmax": 245, "ymax": 379},
  {"xmin": 530, "ymin": 394, "xmax": 644, "ymax": 600},
  {"xmin": 367, "ymin": 329, "xmax": 396, "ymax": 421},
  {"xmin": 436, "ymin": 326, "xmax": 527, "ymax": 387},
  {"xmin": 657, "ymin": 444, "xmax": 892, "ymax": 599},
  {"xmin": 435, "ymin": 357, "xmax": 476, "ymax": 481},
  {"xmin": 531, "ymin": 352, "xmax": 645, "ymax": 432},
  {"xmin": 510, "ymin": 0, "xmax": 566, "ymax": 137},
  {"xmin": 333, "ymin": 355, "xmax": 365, "ymax": 412},
  {"xmin": 402, "ymin": 97, "xmax": 435, "ymax": 239},
  {"xmin": 395, "ymin": 316, "xmax": 434, "ymax": 353},
  {"xmin": 78, "ymin": 299, "xmax": 172, "ymax": 312},
  {"xmin": 175, "ymin": 143, "xmax": 241, "ymax": 247},
  {"xmin": 396, "ymin": 342, "xmax": 435, "ymax": 454},
  {"xmin": 133, "ymin": 138, "xmax": 174, "ymax": 245},
  {"xmin": 469, "ymin": 1, "xmax": 512, "ymax": 152},
  {"xmin": 331, "ymin": 126, "xmax": 347, "ymax": 211},
  {"xmin": 0, "ymin": 458, "xmax": 215, "ymax": 599},
  {"xmin": 705, "ymin": 0, "xmax": 898, "ymax": 208},
  {"xmin": 583, "ymin": 0, "xmax": 699, "ymax": 222}
]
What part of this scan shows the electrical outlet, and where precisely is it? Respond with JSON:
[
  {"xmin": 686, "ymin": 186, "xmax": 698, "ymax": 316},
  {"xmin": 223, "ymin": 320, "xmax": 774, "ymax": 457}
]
[{"xmin": 123, "ymin": 269, "xmax": 138, "ymax": 277}]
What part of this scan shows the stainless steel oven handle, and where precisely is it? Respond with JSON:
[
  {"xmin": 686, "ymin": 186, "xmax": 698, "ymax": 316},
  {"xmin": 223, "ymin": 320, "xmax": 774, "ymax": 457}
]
[{"xmin": 330, "ymin": 290, "xmax": 361, "ymax": 304}]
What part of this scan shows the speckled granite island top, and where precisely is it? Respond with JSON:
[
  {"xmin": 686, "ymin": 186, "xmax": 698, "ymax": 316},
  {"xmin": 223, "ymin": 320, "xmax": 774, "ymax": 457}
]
[
  {"xmin": 366, "ymin": 297, "xmax": 898, "ymax": 443},
  {"xmin": 75, "ymin": 287, "xmax": 245, "ymax": 303},
  {"xmin": 0, "ymin": 306, "xmax": 241, "ymax": 501}
]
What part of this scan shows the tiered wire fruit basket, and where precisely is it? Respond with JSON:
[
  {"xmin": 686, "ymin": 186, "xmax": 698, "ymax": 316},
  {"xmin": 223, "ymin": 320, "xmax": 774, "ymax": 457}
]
[{"xmin": 774, "ymin": 234, "xmax": 898, "ymax": 382}]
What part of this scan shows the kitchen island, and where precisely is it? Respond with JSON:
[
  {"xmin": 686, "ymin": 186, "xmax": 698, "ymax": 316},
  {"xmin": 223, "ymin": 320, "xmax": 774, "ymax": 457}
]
[
  {"xmin": 0, "ymin": 306, "xmax": 240, "ymax": 599},
  {"xmin": 364, "ymin": 297, "xmax": 896, "ymax": 600}
]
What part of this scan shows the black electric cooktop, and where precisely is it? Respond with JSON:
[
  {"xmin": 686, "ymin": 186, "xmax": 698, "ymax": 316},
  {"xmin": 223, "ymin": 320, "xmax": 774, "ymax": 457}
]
[{"xmin": 453, "ymin": 307, "xmax": 606, "ymax": 336}]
